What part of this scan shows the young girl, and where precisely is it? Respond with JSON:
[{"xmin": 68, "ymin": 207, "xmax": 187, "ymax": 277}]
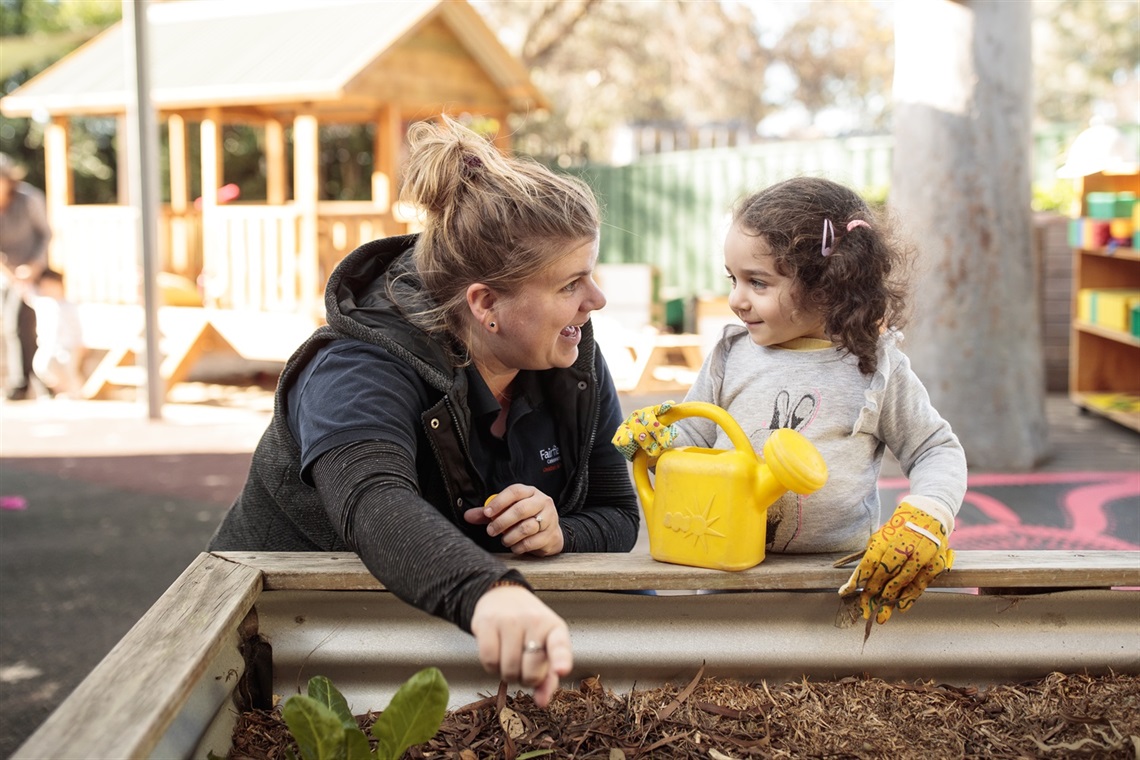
[{"xmin": 614, "ymin": 176, "xmax": 967, "ymax": 624}]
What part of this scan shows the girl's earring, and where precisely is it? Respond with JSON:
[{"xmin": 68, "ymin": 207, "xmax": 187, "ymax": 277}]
[{"xmin": 489, "ymin": 321, "xmax": 496, "ymax": 328}]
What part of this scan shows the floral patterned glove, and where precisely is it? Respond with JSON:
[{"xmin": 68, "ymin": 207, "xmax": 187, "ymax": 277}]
[
  {"xmin": 611, "ymin": 401, "xmax": 677, "ymax": 462},
  {"xmin": 839, "ymin": 502, "xmax": 954, "ymax": 624}
]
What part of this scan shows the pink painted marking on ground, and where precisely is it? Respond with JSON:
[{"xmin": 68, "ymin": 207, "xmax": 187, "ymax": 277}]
[{"xmin": 879, "ymin": 471, "xmax": 1140, "ymax": 551}]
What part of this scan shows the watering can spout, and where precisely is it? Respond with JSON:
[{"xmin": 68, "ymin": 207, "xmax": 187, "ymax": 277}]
[{"xmin": 632, "ymin": 402, "xmax": 827, "ymax": 571}]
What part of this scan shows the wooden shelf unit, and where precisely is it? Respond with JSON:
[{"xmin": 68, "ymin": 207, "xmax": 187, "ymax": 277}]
[{"xmin": 1068, "ymin": 171, "xmax": 1140, "ymax": 432}]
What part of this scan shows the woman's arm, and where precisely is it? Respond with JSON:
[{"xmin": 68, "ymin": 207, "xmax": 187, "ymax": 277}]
[
  {"xmin": 312, "ymin": 439, "xmax": 518, "ymax": 631},
  {"xmin": 314, "ymin": 439, "xmax": 573, "ymax": 706}
]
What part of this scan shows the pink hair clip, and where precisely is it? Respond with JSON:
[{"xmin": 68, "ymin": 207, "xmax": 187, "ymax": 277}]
[{"xmin": 847, "ymin": 220, "xmax": 870, "ymax": 232}]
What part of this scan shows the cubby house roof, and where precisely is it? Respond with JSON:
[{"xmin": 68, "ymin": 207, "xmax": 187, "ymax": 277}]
[{"xmin": 0, "ymin": 0, "xmax": 546, "ymax": 118}]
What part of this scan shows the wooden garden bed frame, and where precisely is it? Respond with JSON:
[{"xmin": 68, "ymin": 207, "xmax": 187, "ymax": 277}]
[{"xmin": 11, "ymin": 550, "xmax": 1140, "ymax": 759}]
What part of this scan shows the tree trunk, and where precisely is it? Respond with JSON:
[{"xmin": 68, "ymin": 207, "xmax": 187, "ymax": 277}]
[{"xmin": 891, "ymin": 0, "xmax": 1048, "ymax": 471}]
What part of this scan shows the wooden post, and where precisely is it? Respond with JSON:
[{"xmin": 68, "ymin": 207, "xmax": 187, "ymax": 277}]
[
  {"xmin": 265, "ymin": 117, "xmax": 286, "ymax": 206},
  {"xmin": 116, "ymin": 114, "xmax": 131, "ymax": 204},
  {"xmin": 200, "ymin": 109, "xmax": 222, "ymax": 208},
  {"xmin": 372, "ymin": 104, "xmax": 400, "ymax": 213},
  {"xmin": 42, "ymin": 116, "xmax": 71, "ymax": 234},
  {"xmin": 491, "ymin": 113, "xmax": 510, "ymax": 153},
  {"xmin": 200, "ymin": 109, "xmax": 223, "ymax": 306},
  {"xmin": 168, "ymin": 113, "xmax": 189, "ymax": 276},
  {"xmin": 293, "ymin": 112, "xmax": 320, "ymax": 316}
]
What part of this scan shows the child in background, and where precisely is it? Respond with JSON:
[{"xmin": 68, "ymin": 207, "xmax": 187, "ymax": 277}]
[
  {"xmin": 614, "ymin": 176, "xmax": 967, "ymax": 624},
  {"xmin": 31, "ymin": 268, "xmax": 84, "ymax": 398}
]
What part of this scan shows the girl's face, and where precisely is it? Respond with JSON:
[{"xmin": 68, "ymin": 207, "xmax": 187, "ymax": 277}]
[
  {"xmin": 490, "ymin": 237, "xmax": 607, "ymax": 371},
  {"xmin": 724, "ymin": 223, "xmax": 827, "ymax": 347}
]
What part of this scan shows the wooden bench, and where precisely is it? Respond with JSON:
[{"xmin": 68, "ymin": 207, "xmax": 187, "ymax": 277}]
[
  {"xmin": 13, "ymin": 550, "xmax": 1140, "ymax": 760},
  {"xmin": 74, "ymin": 304, "xmax": 316, "ymax": 400}
]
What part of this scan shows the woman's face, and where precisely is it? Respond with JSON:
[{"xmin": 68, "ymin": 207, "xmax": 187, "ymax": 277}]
[{"xmin": 491, "ymin": 237, "xmax": 607, "ymax": 371}]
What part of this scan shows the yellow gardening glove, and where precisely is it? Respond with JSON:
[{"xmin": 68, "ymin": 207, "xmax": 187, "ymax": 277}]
[
  {"xmin": 838, "ymin": 502, "xmax": 954, "ymax": 624},
  {"xmin": 612, "ymin": 401, "xmax": 677, "ymax": 462}
]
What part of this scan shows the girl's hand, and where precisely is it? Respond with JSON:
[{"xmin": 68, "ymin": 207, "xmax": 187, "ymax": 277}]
[
  {"xmin": 612, "ymin": 401, "xmax": 677, "ymax": 462},
  {"xmin": 470, "ymin": 584, "xmax": 573, "ymax": 708},
  {"xmin": 838, "ymin": 502, "xmax": 954, "ymax": 624},
  {"xmin": 463, "ymin": 485, "xmax": 565, "ymax": 556}
]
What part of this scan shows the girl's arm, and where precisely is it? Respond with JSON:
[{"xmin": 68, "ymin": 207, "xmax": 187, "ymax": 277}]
[{"xmin": 876, "ymin": 351, "xmax": 968, "ymax": 533}]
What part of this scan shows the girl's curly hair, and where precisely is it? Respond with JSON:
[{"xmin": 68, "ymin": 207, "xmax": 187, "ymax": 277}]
[{"xmin": 732, "ymin": 176, "xmax": 912, "ymax": 375}]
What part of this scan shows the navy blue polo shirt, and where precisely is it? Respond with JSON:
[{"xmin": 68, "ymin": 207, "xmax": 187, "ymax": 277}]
[{"xmin": 286, "ymin": 339, "xmax": 569, "ymax": 501}]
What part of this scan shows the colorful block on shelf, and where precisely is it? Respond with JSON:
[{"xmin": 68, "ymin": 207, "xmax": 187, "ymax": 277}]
[
  {"xmin": 1078, "ymin": 289, "xmax": 1140, "ymax": 332},
  {"xmin": 1114, "ymin": 192, "xmax": 1137, "ymax": 218},
  {"xmin": 1109, "ymin": 217, "xmax": 1134, "ymax": 240},
  {"xmin": 1086, "ymin": 192, "xmax": 1118, "ymax": 219},
  {"xmin": 1132, "ymin": 304, "xmax": 1140, "ymax": 339},
  {"xmin": 1083, "ymin": 219, "xmax": 1111, "ymax": 248},
  {"xmin": 1083, "ymin": 393, "xmax": 1140, "ymax": 414},
  {"xmin": 1077, "ymin": 288, "xmax": 1095, "ymax": 324},
  {"xmin": 1097, "ymin": 290, "xmax": 1140, "ymax": 332},
  {"xmin": 1069, "ymin": 217, "xmax": 1084, "ymax": 248}
]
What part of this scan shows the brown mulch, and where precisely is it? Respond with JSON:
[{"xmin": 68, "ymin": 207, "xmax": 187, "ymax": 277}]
[{"xmin": 229, "ymin": 669, "xmax": 1140, "ymax": 759}]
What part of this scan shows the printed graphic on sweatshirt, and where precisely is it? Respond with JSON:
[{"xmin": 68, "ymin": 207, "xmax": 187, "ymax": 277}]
[{"xmin": 755, "ymin": 388, "xmax": 821, "ymax": 550}]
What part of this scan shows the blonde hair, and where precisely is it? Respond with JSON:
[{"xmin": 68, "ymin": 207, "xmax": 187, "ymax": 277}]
[{"xmin": 396, "ymin": 115, "xmax": 599, "ymax": 354}]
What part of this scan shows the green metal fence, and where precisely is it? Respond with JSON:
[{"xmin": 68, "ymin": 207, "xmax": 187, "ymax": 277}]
[{"xmin": 558, "ymin": 124, "xmax": 1139, "ymax": 302}]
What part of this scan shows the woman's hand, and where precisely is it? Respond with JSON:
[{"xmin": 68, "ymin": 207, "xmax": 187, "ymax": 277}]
[
  {"xmin": 470, "ymin": 583, "xmax": 573, "ymax": 708},
  {"xmin": 464, "ymin": 485, "xmax": 565, "ymax": 556}
]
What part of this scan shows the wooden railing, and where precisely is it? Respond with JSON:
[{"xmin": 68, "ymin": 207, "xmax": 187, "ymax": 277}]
[
  {"xmin": 201, "ymin": 202, "xmax": 400, "ymax": 313},
  {"xmin": 50, "ymin": 205, "xmax": 204, "ymax": 306},
  {"xmin": 200, "ymin": 204, "xmax": 306, "ymax": 312},
  {"xmin": 51, "ymin": 203, "xmax": 400, "ymax": 314},
  {"xmin": 315, "ymin": 201, "xmax": 399, "ymax": 287},
  {"xmin": 51, "ymin": 205, "xmax": 139, "ymax": 305}
]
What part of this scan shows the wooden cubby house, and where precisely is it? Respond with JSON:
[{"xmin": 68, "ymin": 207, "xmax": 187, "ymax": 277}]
[{"xmin": 0, "ymin": 0, "xmax": 545, "ymax": 399}]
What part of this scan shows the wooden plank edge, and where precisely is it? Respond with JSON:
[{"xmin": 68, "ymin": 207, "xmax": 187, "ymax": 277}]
[
  {"xmin": 212, "ymin": 550, "xmax": 1140, "ymax": 592},
  {"xmin": 12, "ymin": 553, "xmax": 263, "ymax": 760}
]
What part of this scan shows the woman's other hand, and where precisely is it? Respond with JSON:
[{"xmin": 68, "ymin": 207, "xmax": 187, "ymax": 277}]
[
  {"xmin": 464, "ymin": 486, "xmax": 565, "ymax": 556},
  {"xmin": 470, "ymin": 583, "xmax": 573, "ymax": 708}
]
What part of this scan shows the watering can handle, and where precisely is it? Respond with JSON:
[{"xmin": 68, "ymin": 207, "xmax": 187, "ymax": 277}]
[
  {"xmin": 631, "ymin": 401, "xmax": 757, "ymax": 509},
  {"xmin": 654, "ymin": 401, "xmax": 757, "ymax": 458}
]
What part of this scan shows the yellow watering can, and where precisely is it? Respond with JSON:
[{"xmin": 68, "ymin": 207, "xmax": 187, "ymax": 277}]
[{"xmin": 633, "ymin": 401, "xmax": 828, "ymax": 571}]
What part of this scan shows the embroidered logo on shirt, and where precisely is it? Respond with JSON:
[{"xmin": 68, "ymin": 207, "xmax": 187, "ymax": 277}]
[{"xmin": 540, "ymin": 445, "xmax": 562, "ymax": 473}]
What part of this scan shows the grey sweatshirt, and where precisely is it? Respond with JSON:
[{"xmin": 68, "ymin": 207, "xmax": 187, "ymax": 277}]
[{"xmin": 674, "ymin": 326, "xmax": 967, "ymax": 554}]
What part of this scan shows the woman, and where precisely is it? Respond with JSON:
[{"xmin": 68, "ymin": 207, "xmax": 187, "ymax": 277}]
[{"xmin": 209, "ymin": 117, "xmax": 640, "ymax": 707}]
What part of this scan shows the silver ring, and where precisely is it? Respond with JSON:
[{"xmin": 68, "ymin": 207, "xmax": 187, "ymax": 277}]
[
  {"xmin": 523, "ymin": 640, "xmax": 545, "ymax": 654},
  {"xmin": 534, "ymin": 514, "xmax": 543, "ymax": 526}
]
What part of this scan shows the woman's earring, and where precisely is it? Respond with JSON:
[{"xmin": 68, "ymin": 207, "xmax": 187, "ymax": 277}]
[{"xmin": 489, "ymin": 321, "xmax": 496, "ymax": 328}]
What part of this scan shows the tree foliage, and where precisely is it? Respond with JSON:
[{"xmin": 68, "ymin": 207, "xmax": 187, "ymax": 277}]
[
  {"xmin": 479, "ymin": 0, "xmax": 774, "ymax": 160},
  {"xmin": 1031, "ymin": 0, "xmax": 1139, "ymax": 125},
  {"xmin": 477, "ymin": 0, "xmax": 898, "ymax": 161},
  {"xmin": 770, "ymin": 2, "xmax": 894, "ymax": 132},
  {"xmin": 1, "ymin": 0, "xmax": 121, "ymax": 200}
]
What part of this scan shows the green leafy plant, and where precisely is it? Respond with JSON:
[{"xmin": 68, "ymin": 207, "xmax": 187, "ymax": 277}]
[{"xmin": 281, "ymin": 669, "xmax": 448, "ymax": 760}]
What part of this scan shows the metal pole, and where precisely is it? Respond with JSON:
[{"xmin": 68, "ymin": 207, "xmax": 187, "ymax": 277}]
[{"xmin": 122, "ymin": 0, "xmax": 163, "ymax": 419}]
